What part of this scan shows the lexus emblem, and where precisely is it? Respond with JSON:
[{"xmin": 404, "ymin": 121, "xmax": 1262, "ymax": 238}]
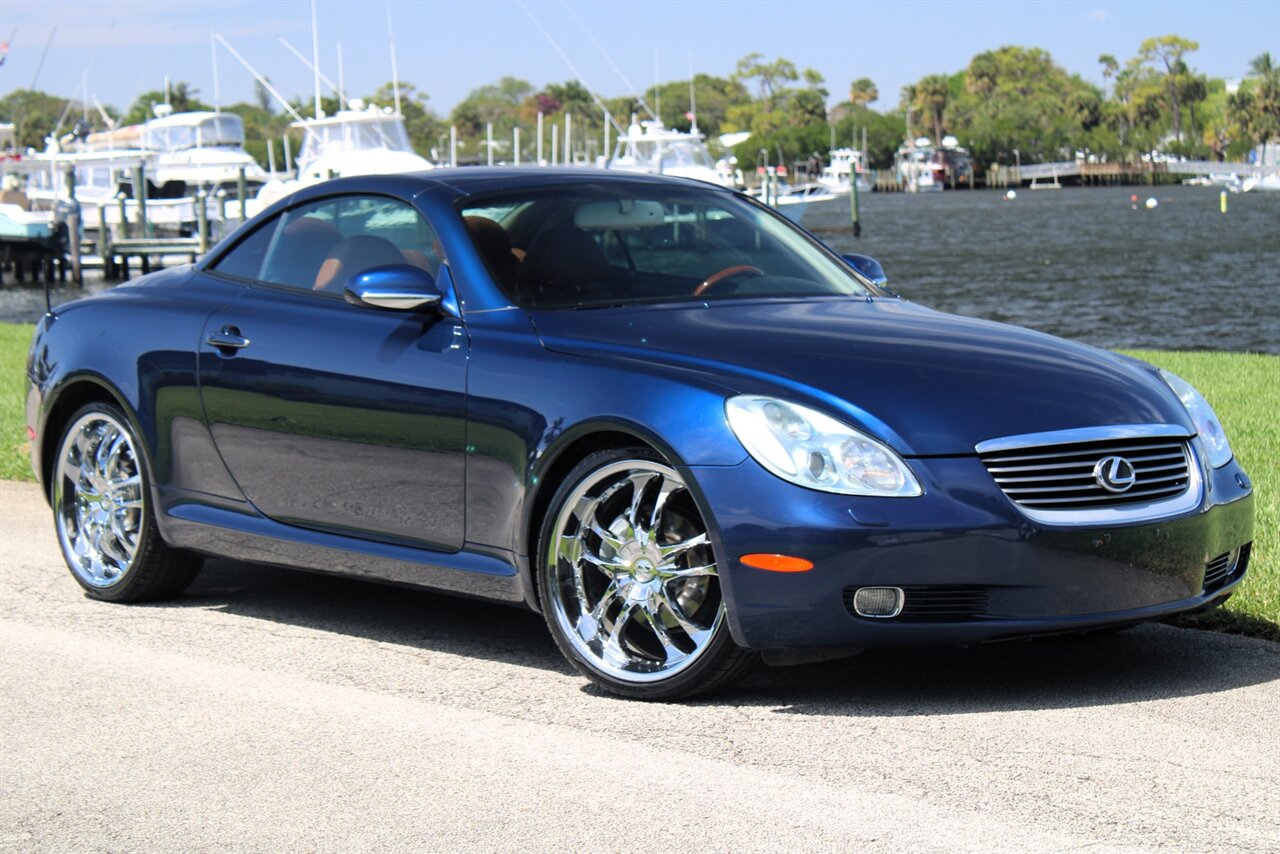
[{"xmin": 1094, "ymin": 456, "xmax": 1137, "ymax": 493}]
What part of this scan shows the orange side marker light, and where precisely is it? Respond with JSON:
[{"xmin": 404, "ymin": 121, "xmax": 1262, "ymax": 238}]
[{"xmin": 740, "ymin": 554, "xmax": 814, "ymax": 573}]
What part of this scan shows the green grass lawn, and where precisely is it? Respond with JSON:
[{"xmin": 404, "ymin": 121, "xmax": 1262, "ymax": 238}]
[{"xmin": 1, "ymin": 320, "xmax": 1275, "ymax": 640}]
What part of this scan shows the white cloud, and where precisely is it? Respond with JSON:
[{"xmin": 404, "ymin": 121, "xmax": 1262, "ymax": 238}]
[{"xmin": 1087, "ymin": 8, "xmax": 1111, "ymax": 21}]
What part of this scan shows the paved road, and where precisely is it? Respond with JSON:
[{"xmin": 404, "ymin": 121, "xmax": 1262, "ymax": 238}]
[{"xmin": 2, "ymin": 480, "xmax": 1278, "ymax": 852}]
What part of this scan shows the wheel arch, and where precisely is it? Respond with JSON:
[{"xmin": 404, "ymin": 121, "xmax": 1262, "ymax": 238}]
[
  {"xmin": 40, "ymin": 375, "xmax": 144, "ymax": 501},
  {"xmin": 519, "ymin": 421, "xmax": 686, "ymax": 611}
]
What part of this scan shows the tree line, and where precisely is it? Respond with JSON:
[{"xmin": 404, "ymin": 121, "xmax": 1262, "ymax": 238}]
[{"xmin": 2, "ymin": 35, "xmax": 1276, "ymax": 173}]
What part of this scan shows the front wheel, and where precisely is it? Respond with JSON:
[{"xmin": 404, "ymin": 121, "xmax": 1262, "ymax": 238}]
[
  {"xmin": 51, "ymin": 402, "xmax": 202, "ymax": 602},
  {"xmin": 537, "ymin": 448, "xmax": 756, "ymax": 699}
]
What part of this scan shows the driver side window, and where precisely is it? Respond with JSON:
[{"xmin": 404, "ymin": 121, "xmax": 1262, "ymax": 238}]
[{"xmin": 214, "ymin": 195, "xmax": 443, "ymax": 295}]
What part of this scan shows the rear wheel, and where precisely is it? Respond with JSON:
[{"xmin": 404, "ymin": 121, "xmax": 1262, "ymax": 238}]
[
  {"xmin": 537, "ymin": 448, "xmax": 756, "ymax": 699},
  {"xmin": 51, "ymin": 402, "xmax": 201, "ymax": 602}
]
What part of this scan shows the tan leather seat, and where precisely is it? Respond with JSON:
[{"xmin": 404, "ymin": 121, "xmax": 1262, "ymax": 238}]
[
  {"xmin": 313, "ymin": 235, "xmax": 410, "ymax": 292},
  {"xmin": 464, "ymin": 216, "xmax": 520, "ymax": 295}
]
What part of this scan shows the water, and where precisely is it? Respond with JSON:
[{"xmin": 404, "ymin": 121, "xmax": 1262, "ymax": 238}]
[
  {"xmin": 807, "ymin": 185, "xmax": 1280, "ymax": 354},
  {"xmin": 3, "ymin": 185, "xmax": 1278, "ymax": 353}
]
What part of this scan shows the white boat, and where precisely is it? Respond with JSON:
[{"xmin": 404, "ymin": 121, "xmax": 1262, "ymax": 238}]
[
  {"xmin": 816, "ymin": 148, "xmax": 872, "ymax": 195},
  {"xmin": 607, "ymin": 120, "xmax": 734, "ymax": 187},
  {"xmin": 12, "ymin": 145, "xmax": 207, "ymax": 235},
  {"xmin": 139, "ymin": 107, "xmax": 267, "ymax": 192},
  {"xmin": 747, "ymin": 177, "xmax": 838, "ymax": 224},
  {"xmin": 895, "ymin": 136, "xmax": 975, "ymax": 192},
  {"xmin": 76, "ymin": 108, "xmax": 267, "ymax": 195},
  {"xmin": 252, "ymin": 100, "xmax": 433, "ymax": 211},
  {"xmin": 1241, "ymin": 172, "xmax": 1280, "ymax": 193}
]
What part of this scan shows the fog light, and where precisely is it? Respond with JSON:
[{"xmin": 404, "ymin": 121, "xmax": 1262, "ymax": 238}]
[{"xmin": 852, "ymin": 587, "xmax": 904, "ymax": 618}]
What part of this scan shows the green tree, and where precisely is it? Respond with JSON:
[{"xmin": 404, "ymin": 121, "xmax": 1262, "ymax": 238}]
[
  {"xmin": 122, "ymin": 82, "xmax": 210, "ymax": 125},
  {"xmin": 1229, "ymin": 52, "xmax": 1280, "ymax": 151},
  {"xmin": 848, "ymin": 77, "xmax": 878, "ymax": 108},
  {"xmin": 369, "ymin": 81, "xmax": 445, "ymax": 159},
  {"xmin": 732, "ymin": 53, "xmax": 798, "ymax": 111},
  {"xmin": 1137, "ymin": 35, "xmax": 1199, "ymax": 143},
  {"xmin": 914, "ymin": 74, "xmax": 950, "ymax": 145},
  {"xmin": 946, "ymin": 46, "xmax": 1102, "ymax": 164},
  {"xmin": 451, "ymin": 76, "xmax": 534, "ymax": 138},
  {"xmin": 0, "ymin": 88, "xmax": 74, "ymax": 149},
  {"xmin": 831, "ymin": 104, "xmax": 903, "ymax": 168},
  {"xmin": 630, "ymin": 74, "xmax": 750, "ymax": 137}
]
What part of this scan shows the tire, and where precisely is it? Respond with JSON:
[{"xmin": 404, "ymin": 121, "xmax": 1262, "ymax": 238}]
[
  {"xmin": 537, "ymin": 447, "xmax": 757, "ymax": 700},
  {"xmin": 50, "ymin": 402, "xmax": 202, "ymax": 602}
]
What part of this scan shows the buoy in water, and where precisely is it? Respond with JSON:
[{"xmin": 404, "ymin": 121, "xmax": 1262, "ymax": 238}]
[
  {"xmin": 1004, "ymin": 189, "xmax": 1016, "ymax": 201},
  {"xmin": 1145, "ymin": 197, "xmax": 1158, "ymax": 209},
  {"xmin": 1130, "ymin": 194, "xmax": 1139, "ymax": 202}
]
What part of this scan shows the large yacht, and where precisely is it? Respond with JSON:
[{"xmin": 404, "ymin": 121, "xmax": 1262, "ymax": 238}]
[{"xmin": 139, "ymin": 107, "xmax": 267, "ymax": 193}]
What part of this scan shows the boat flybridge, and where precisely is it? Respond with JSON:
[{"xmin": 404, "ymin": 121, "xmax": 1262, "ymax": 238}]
[
  {"xmin": 252, "ymin": 100, "xmax": 433, "ymax": 212},
  {"xmin": 817, "ymin": 147, "xmax": 872, "ymax": 195},
  {"xmin": 607, "ymin": 120, "xmax": 735, "ymax": 187},
  {"xmin": 140, "ymin": 106, "xmax": 267, "ymax": 192}
]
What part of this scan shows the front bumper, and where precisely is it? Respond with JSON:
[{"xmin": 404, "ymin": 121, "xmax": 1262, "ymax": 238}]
[{"xmin": 689, "ymin": 452, "xmax": 1255, "ymax": 651}]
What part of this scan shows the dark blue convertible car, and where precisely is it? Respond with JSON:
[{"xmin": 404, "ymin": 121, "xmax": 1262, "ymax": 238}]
[{"xmin": 26, "ymin": 169, "xmax": 1254, "ymax": 698}]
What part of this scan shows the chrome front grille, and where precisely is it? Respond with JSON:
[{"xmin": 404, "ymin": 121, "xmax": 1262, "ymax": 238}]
[{"xmin": 979, "ymin": 435, "xmax": 1192, "ymax": 511}]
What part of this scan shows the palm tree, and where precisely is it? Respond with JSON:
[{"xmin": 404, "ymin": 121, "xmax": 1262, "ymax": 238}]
[
  {"xmin": 914, "ymin": 75, "xmax": 950, "ymax": 146},
  {"xmin": 899, "ymin": 83, "xmax": 917, "ymax": 141},
  {"xmin": 849, "ymin": 78, "xmax": 878, "ymax": 108}
]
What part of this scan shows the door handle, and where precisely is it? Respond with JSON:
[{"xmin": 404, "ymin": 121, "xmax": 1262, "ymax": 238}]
[{"xmin": 207, "ymin": 327, "xmax": 250, "ymax": 351}]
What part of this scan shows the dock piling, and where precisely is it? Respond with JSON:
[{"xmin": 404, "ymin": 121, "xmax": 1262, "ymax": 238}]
[
  {"xmin": 131, "ymin": 166, "xmax": 150, "ymax": 238},
  {"xmin": 237, "ymin": 168, "xmax": 248, "ymax": 222},
  {"xmin": 116, "ymin": 193, "xmax": 128, "ymax": 239},
  {"xmin": 67, "ymin": 211, "xmax": 82, "ymax": 285},
  {"xmin": 196, "ymin": 191, "xmax": 209, "ymax": 255}
]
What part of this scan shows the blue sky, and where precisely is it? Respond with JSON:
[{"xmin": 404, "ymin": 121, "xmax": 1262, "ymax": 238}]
[{"xmin": 2, "ymin": 0, "xmax": 1278, "ymax": 117}]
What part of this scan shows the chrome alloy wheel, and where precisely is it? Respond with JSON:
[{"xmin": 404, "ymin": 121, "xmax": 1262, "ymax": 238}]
[
  {"xmin": 546, "ymin": 460, "xmax": 724, "ymax": 683},
  {"xmin": 53, "ymin": 411, "xmax": 146, "ymax": 588}
]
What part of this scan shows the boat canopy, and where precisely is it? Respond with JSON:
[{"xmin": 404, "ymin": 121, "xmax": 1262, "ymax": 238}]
[
  {"xmin": 295, "ymin": 113, "xmax": 414, "ymax": 168},
  {"xmin": 613, "ymin": 124, "xmax": 715, "ymax": 173},
  {"xmin": 144, "ymin": 114, "xmax": 245, "ymax": 151}
]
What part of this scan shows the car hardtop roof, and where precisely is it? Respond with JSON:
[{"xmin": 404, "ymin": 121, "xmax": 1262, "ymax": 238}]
[
  {"xmin": 416, "ymin": 167, "xmax": 739, "ymax": 202},
  {"xmin": 265, "ymin": 168, "xmax": 738, "ymax": 219}
]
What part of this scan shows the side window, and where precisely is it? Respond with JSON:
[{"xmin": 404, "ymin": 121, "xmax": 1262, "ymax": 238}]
[
  {"xmin": 253, "ymin": 195, "xmax": 443, "ymax": 294},
  {"xmin": 209, "ymin": 216, "xmax": 282, "ymax": 281}
]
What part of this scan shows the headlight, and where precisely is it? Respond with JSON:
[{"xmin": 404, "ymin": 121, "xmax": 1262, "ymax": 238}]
[
  {"xmin": 725, "ymin": 396, "xmax": 922, "ymax": 496},
  {"xmin": 1159, "ymin": 370, "xmax": 1233, "ymax": 468}
]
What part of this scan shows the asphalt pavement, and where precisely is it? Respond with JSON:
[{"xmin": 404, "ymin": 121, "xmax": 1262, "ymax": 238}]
[{"xmin": 2, "ymin": 480, "xmax": 1277, "ymax": 852}]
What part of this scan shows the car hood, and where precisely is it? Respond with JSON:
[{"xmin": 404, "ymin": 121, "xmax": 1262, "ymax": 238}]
[{"xmin": 529, "ymin": 298, "xmax": 1191, "ymax": 456}]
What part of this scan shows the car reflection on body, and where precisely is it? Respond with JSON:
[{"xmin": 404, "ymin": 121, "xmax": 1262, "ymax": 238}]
[{"xmin": 25, "ymin": 169, "xmax": 1254, "ymax": 699}]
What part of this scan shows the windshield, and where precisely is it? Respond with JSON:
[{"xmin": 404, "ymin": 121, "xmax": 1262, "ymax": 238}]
[
  {"xmin": 145, "ymin": 115, "xmax": 244, "ymax": 150},
  {"xmin": 459, "ymin": 184, "xmax": 872, "ymax": 310},
  {"xmin": 297, "ymin": 118, "xmax": 413, "ymax": 164}
]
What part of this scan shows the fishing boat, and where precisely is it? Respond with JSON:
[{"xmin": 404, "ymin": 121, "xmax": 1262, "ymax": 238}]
[
  {"xmin": 895, "ymin": 136, "xmax": 975, "ymax": 192},
  {"xmin": 607, "ymin": 120, "xmax": 734, "ymax": 187},
  {"xmin": 816, "ymin": 147, "xmax": 872, "ymax": 195},
  {"xmin": 252, "ymin": 100, "xmax": 433, "ymax": 211}
]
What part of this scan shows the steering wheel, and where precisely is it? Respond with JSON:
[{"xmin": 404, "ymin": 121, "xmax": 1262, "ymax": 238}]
[{"xmin": 692, "ymin": 265, "xmax": 764, "ymax": 297}]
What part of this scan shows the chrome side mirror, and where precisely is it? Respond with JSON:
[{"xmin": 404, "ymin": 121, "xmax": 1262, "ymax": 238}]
[
  {"xmin": 344, "ymin": 264, "xmax": 443, "ymax": 312},
  {"xmin": 842, "ymin": 253, "xmax": 888, "ymax": 287}
]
